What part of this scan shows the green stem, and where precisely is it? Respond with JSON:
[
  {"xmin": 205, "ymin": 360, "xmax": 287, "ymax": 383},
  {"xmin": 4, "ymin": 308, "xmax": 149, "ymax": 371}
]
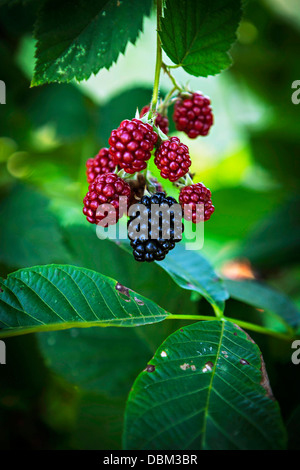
[
  {"xmin": 166, "ymin": 314, "xmax": 294, "ymax": 341},
  {"xmin": 150, "ymin": 0, "xmax": 163, "ymax": 116},
  {"xmin": 159, "ymin": 85, "xmax": 177, "ymax": 114},
  {"xmin": 162, "ymin": 62, "xmax": 182, "ymax": 91}
]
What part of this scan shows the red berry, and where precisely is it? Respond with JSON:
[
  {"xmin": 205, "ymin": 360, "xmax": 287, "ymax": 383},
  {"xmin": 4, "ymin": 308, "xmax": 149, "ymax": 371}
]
[
  {"xmin": 108, "ymin": 119, "xmax": 158, "ymax": 174},
  {"xmin": 83, "ymin": 173, "xmax": 131, "ymax": 227},
  {"xmin": 86, "ymin": 148, "xmax": 116, "ymax": 183},
  {"xmin": 179, "ymin": 183, "xmax": 215, "ymax": 223},
  {"xmin": 154, "ymin": 136, "xmax": 191, "ymax": 182},
  {"xmin": 173, "ymin": 92, "xmax": 213, "ymax": 139},
  {"xmin": 140, "ymin": 105, "xmax": 169, "ymax": 135}
]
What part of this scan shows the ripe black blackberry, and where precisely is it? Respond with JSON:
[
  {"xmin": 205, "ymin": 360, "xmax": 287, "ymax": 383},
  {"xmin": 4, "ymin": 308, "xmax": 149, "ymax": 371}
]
[{"xmin": 128, "ymin": 192, "xmax": 183, "ymax": 262}]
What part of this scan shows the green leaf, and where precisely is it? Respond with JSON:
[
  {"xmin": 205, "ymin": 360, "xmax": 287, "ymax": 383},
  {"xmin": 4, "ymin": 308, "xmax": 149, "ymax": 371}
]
[
  {"xmin": 27, "ymin": 83, "xmax": 94, "ymax": 141},
  {"xmin": 117, "ymin": 240, "xmax": 229, "ymax": 313},
  {"xmin": 32, "ymin": 0, "xmax": 152, "ymax": 86},
  {"xmin": 0, "ymin": 265, "xmax": 170, "ymax": 338},
  {"xmin": 38, "ymin": 327, "xmax": 153, "ymax": 397},
  {"xmin": 160, "ymin": 0, "xmax": 243, "ymax": 77},
  {"xmin": 63, "ymin": 224, "xmax": 199, "ymax": 318},
  {"xmin": 224, "ymin": 279, "xmax": 300, "ymax": 329},
  {"xmin": 69, "ymin": 392, "xmax": 125, "ymax": 450},
  {"xmin": 123, "ymin": 320, "xmax": 287, "ymax": 450},
  {"xmin": 0, "ymin": 185, "xmax": 70, "ymax": 268},
  {"xmin": 159, "ymin": 244, "xmax": 228, "ymax": 313}
]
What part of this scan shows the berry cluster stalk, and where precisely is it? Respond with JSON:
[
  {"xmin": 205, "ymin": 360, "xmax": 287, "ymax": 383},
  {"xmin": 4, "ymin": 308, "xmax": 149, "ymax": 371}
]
[{"xmin": 149, "ymin": 0, "xmax": 163, "ymax": 118}]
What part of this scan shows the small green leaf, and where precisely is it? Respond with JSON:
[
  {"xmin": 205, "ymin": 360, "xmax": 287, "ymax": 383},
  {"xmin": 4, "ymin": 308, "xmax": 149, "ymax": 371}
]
[
  {"xmin": 160, "ymin": 0, "xmax": 242, "ymax": 77},
  {"xmin": 32, "ymin": 0, "xmax": 152, "ymax": 86},
  {"xmin": 123, "ymin": 320, "xmax": 287, "ymax": 450},
  {"xmin": 225, "ymin": 279, "xmax": 300, "ymax": 329},
  {"xmin": 0, "ymin": 265, "xmax": 170, "ymax": 338}
]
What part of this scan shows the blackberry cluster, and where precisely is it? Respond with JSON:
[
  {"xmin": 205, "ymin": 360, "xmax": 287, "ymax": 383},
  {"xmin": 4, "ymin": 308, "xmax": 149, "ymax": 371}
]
[
  {"xmin": 173, "ymin": 92, "xmax": 213, "ymax": 138},
  {"xmin": 83, "ymin": 89, "xmax": 215, "ymax": 262},
  {"xmin": 128, "ymin": 192, "xmax": 183, "ymax": 262}
]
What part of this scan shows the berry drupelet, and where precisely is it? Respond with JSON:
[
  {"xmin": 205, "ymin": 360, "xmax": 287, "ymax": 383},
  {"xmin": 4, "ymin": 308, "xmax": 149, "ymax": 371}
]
[
  {"xmin": 140, "ymin": 105, "xmax": 169, "ymax": 136},
  {"xmin": 179, "ymin": 182, "xmax": 215, "ymax": 223},
  {"xmin": 108, "ymin": 119, "xmax": 158, "ymax": 174},
  {"xmin": 86, "ymin": 148, "xmax": 116, "ymax": 183},
  {"xmin": 83, "ymin": 173, "xmax": 131, "ymax": 227},
  {"xmin": 154, "ymin": 136, "xmax": 191, "ymax": 182},
  {"xmin": 173, "ymin": 92, "xmax": 213, "ymax": 139},
  {"xmin": 128, "ymin": 192, "xmax": 183, "ymax": 262}
]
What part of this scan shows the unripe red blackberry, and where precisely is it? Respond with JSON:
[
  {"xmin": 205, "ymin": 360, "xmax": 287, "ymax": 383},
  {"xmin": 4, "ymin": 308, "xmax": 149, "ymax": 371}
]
[
  {"xmin": 140, "ymin": 105, "xmax": 169, "ymax": 136},
  {"xmin": 179, "ymin": 182, "xmax": 215, "ymax": 223},
  {"xmin": 108, "ymin": 119, "xmax": 158, "ymax": 174},
  {"xmin": 83, "ymin": 173, "xmax": 131, "ymax": 227},
  {"xmin": 173, "ymin": 92, "xmax": 213, "ymax": 139},
  {"xmin": 86, "ymin": 148, "xmax": 116, "ymax": 183},
  {"xmin": 154, "ymin": 136, "xmax": 191, "ymax": 182}
]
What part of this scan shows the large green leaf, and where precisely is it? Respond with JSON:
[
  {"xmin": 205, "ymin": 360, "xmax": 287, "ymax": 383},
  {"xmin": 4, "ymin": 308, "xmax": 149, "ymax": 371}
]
[
  {"xmin": 224, "ymin": 279, "xmax": 300, "ymax": 329},
  {"xmin": 117, "ymin": 240, "xmax": 229, "ymax": 314},
  {"xmin": 160, "ymin": 0, "xmax": 242, "ymax": 77},
  {"xmin": 32, "ymin": 0, "xmax": 152, "ymax": 86},
  {"xmin": 38, "ymin": 327, "xmax": 153, "ymax": 398},
  {"xmin": 0, "ymin": 265, "xmax": 170, "ymax": 338},
  {"xmin": 159, "ymin": 244, "xmax": 228, "ymax": 313},
  {"xmin": 123, "ymin": 320, "xmax": 287, "ymax": 450},
  {"xmin": 62, "ymin": 224, "xmax": 198, "ymax": 317}
]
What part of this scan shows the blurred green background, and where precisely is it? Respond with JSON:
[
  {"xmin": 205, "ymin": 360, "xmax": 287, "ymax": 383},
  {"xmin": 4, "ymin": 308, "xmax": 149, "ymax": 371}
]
[{"xmin": 0, "ymin": 0, "xmax": 299, "ymax": 449}]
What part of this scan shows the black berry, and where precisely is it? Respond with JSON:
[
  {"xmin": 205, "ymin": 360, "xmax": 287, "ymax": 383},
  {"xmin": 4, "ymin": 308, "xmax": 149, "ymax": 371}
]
[{"xmin": 128, "ymin": 192, "xmax": 183, "ymax": 262}]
